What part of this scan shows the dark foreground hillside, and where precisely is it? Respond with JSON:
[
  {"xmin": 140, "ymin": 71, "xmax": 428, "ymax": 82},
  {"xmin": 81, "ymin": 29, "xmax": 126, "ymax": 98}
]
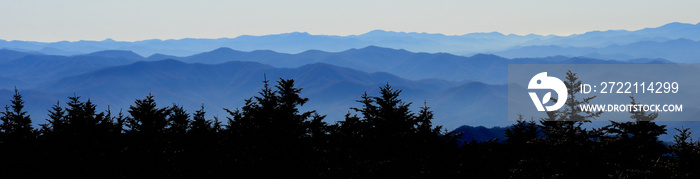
[{"xmin": 1, "ymin": 76, "xmax": 699, "ymax": 178}]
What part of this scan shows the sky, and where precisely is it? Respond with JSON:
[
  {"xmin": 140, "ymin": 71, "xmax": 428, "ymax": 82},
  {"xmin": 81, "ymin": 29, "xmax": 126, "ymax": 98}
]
[{"xmin": 1, "ymin": 0, "xmax": 700, "ymax": 42}]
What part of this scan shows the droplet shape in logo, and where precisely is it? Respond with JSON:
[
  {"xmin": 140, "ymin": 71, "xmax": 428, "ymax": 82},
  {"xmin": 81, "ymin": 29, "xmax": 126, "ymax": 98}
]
[{"xmin": 542, "ymin": 92, "xmax": 551, "ymax": 104}]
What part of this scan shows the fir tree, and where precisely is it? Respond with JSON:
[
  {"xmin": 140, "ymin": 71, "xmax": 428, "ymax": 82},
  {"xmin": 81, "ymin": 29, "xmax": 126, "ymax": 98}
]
[
  {"xmin": 41, "ymin": 101, "xmax": 65, "ymax": 133},
  {"xmin": 670, "ymin": 128, "xmax": 700, "ymax": 178},
  {"xmin": 535, "ymin": 70, "xmax": 605, "ymax": 178},
  {"xmin": 126, "ymin": 93, "xmax": 171, "ymax": 135},
  {"xmin": 0, "ymin": 88, "xmax": 35, "ymax": 178},
  {"xmin": 601, "ymin": 96, "xmax": 669, "ymax": 177},
  {"xmin": 224, "ymin": 78, "xmax": 325, "ymax": 178},
  {"xmin": 124, "ymin": 93, "xmax": 174, "ymax": 177},
  {"xmin": 334, "ymin": 83, "xmax": 454, "ymax": 178},
  {"xmin": 0, "ymin": 88, "xmax": 34, "ymax": 141},
  {"xmin": 505, "ymin": 114, "xmax": 539, "ymax": 145},
  {"xmin": 168, "ymin": 104, "xmax": 189, "ymax": 136}
]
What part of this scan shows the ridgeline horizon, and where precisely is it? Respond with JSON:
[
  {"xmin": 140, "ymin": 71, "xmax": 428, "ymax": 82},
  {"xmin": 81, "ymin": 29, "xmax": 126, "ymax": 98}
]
[
  {"xmin": 3, "ymin": 21, "xmax": 700, "ymax": 43},
  {"xmin": 3, "ymin": 21, "xmax": 700, "ymax": 62}
]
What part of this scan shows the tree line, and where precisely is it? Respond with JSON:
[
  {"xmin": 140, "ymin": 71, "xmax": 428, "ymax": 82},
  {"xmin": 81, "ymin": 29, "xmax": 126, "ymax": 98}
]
[{"xmin": 0, "ymin": 73, "xmax": 699, "ymax": 178}]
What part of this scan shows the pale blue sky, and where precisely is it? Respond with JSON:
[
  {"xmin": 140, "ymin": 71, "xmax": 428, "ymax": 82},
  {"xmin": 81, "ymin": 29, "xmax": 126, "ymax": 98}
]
[{"xmin": 1, "ymin": 0, "xmax": 700, "ymax": 42}]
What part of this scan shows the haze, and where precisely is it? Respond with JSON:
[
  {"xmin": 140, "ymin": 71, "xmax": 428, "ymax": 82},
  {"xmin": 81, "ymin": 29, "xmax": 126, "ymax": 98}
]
[{"xmin": 1, "ymin": 0, "xmax": 700, "ymax": 42}]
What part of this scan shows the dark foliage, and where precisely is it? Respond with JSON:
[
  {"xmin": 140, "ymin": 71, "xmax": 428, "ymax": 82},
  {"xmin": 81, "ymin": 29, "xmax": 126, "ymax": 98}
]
[{"xmin": 0, "ymin": 76, "xmax": 698, "ymax": 178}]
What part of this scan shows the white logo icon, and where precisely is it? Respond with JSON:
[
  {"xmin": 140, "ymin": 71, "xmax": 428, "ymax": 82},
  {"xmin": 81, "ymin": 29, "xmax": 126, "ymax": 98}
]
[{"xmin": 528, "ymin": 72, "xmax": 567, "ymax": 111}]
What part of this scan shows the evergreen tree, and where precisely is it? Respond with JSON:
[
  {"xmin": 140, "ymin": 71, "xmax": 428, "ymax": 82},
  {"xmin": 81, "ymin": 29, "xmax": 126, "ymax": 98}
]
[
  {"xmin": 41, "ymin": 101, "xmax": 65, "ymax": 133},
  {"xmin": 0, "ymin": 88, "xmax": 34, "ymax": 178},
  {"xmin": 190, "ymin": 105, "xmax": 211, "ymax": 134},
  {"xmin": 670, "ymin": 128, "xmax": 700, "ymax": 178},
  {"xmin": 505, "ymin": 115, "xmax": 545, "ymax": 178},
  {"xmin": 113, "ymin": 108, "xmax": 126, "ymax": 135},
  {"xmin": 63, "ymin": 95, "xmax": 107, "ymax": 135},
  {"xmin": 124, "ymin": 94, "xmax": 174, "ymax": 177},
  {"xmin": 101, "ymin": 106, "xmax": 124, "ymax": 135},
  {"xmin": 535, "ymin": 70, "xmax": 605, "ymax": 178},
  {"xmin": 224, "ymin": 78, "xmax": 325, "ymax": 178},
  {"xmin": 601, "ymin": 96, "xmax": 668, "ymax": 177},
  {"xmin": 0, "ymin": 88, "xmax": 34, "ymax": 141},
  {"xmin": 504, "ymin": 114, "xmax": 539, "ymax": 145},
  {"xmin": 334, "ymin": 84, "xmax": 455, "ymax": 177},
  {"xmin": 181, "ymin": 105, "xmax": 222, "ymax": 177},
  {"xmin": 37, "ymin": 95, "xmax": 122, "ymax": 177},
  {"xmin": 540, "ymin": 70, "xmax": 601, "ymax": 140},
  {"xmin": 126, "ymin": 93, "xmax": 171, "ymax": 135},
  {"xmin": 168, "ymin": 104, "xmax": 189, "ymax": 136}
]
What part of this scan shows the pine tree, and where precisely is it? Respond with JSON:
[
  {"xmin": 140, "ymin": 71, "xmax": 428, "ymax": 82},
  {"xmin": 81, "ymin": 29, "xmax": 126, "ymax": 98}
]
[
  {"xmin": 64, "ymin": 95, "xmax": 107, "ymax": 135},
  {"xmin": 0, "ymin": 88, "xmax": 34, "ymax": 142},
  {"xmin": 123, "ymin": 93, "xmax": 174, "ymax": 177},
  {"xmin": 41, "ymin": 101, "xmax": 65, "ymax": 133},
  {"xmin": 113, "ymin": 108, "xmax": 126, "ymax": 135},
  {"xmin": 334, "ymin": 83, "xmax": 453, "ymax": 177},
  {"xmin": 168, "ymin": 104, "xmax": 189, "ymax": 136},
  {"xmin": 190, "ymin": 104, "xmax": 211, "ymax": 134},
  {"xmin": 670, "ymin": 128, "xmax": 700, "ymax": 178},
  {"xmin": 600, "ymin": 96, "xmax": 668, "ymax": 177},
  {"xmin": 505, "ymin": 114, "xmax": 545, "ymax": 178},
  {"xmin": 126, "ymin": 93, "xmax": 171, "ymax": 135},
  {"xmin": 0, "ymin": 88, "xmax": 35, "ymax": 178},
  {"xmin": 505, "ymin": 114, "xmax": 539, "ymax": 144},
  {"xmin": 535, "ymin": 70, "xmax": 605, "ymax": 178},
  {"xmin": 540, "ymin": 70, "xmax": 601, "ymax": 140},
  {"xmin": 224, "ymin": 78, "xmax": 325, "ymax": 178}
]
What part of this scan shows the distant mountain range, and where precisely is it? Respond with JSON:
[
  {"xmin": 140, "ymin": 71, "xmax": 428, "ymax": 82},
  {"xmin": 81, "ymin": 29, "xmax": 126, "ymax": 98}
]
[
  {"xmin": 0, "ymin": 47, "xmax": 510, "ymax": 128},
  {"xmin": 452, "ymin": 125, "xmax": 507, "ymax": 142},
  {"xmin": 146, "ymin": 46, "xmax": 672, "ymax": 83},
  {"xmin": 2, "ymin": 22, "xmax": 699, "ymax": 141},
  {"xmin": 0, "ymin": 49, "xmax": 142, "ymax": 88},
  {"xmin": 2, "ymin": 46, "xmax": 668, "ymax": 91},
  {"xmin": 2, "ymin": 22, "xmax": 700, "ymax": 63},
  {"xmin": 494, "ymin": 38, "xmax": 700, "ymax": 63},
  {"xmin": 0, "ymin": 47, "xmax": 679, "ymax": 135}
]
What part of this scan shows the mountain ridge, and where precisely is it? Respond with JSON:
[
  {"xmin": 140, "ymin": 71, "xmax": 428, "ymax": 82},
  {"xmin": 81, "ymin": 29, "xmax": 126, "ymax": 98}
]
[
  {"xmin": 496, "ymin": 38, "xmax": 700, "ymax": 63},
  {"xmin": 0, "ymin": 47, "xmax": 691, "ymax": 140},
  {"xmin": 2, "ymin": 22, "xmax": 699, "ymax": 59}
]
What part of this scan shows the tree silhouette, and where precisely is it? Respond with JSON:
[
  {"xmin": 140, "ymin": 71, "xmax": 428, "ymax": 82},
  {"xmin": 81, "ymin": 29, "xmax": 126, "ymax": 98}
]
[
  {"xmin": 40, "ymin": 100, "xmax": 65, "ymax": 133},
  {"xmin": 124, "ymin": 94, "xmax": 174, "ymax": 177},
  {"xmin": 35, "ymin": 95, "xmax": 124, "ymax": 177},
  {"xmin": 540, "ymin": 70, "xmax": 601, "ymax": 138},
  {"xmin": 531, "ymin": 70, "xmax": 606, "ymax": 178},
  {"xmin": 0, "ymin": 88, "xmax": 34, "ymax": 178},
  {"xmin": 0, "ymin": 88, "xmax": 33, "ymax": 142},
  {"xmin": 167, "ymin": 104, "xmax": 189, "ymax": 136},
  {"xmin": 190, "ymin": 105, "xmax": 211, "ymax": 134},
  {"xmin": 0, "ymin": 77, "xmax": 698, "ymax": 178},
  {"xmin": 601, "ymin": 96, "xmax": 668, "ymax": 177},
  {"xmin": 331, "ymin": 84, "xmax": 458, "ymax": 178},
  {"xmin": 670, "ymin": 127, "xmax": 700, "ymax": 178},
  {"xmin": 224, "ymin": 78, "xmax": 325, "ymax": 178},
  {"xmin": 63, "ymin": 95, "xmax": 109, "ymax": 135},
  {"xmin": 504, "ymin": 114, "xmax": 539, "ymax": 145},
  {"xmin": 126, "ymin": 94, "xmax": 171, "ymax": 135}
]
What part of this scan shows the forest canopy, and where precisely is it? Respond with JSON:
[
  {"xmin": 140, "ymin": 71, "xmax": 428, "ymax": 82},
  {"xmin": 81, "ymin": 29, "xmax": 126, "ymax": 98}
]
[{"xmin": 0, "ymin": 75, "xmax": 699, "ymax": 178}]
